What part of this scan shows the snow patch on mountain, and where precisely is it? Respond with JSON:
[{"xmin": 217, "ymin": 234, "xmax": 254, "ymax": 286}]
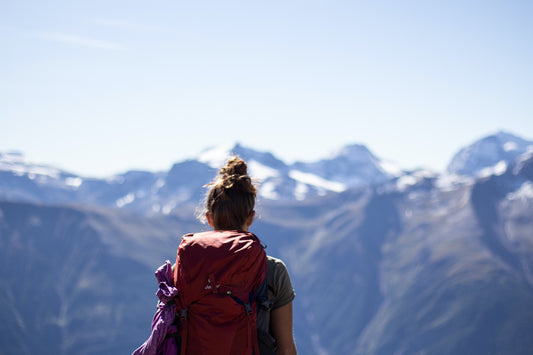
[
  {"xmin": 504, "ymin": 141, "xmax": 518, "ymax": 152},
  {"xmin": 478, "ymin": 160, "xmax": 508, "ymax": 178},
  {"xmin": 395, "ymin": 169, "xmax": 436, "ymax": 192},
  {"xmin": 162, "ymin": 202, "xmax": 177, "ymax": 215},
  {"xmin": 65, "ymin": 177, "xmax": 83, "ymax": 188},
  {"xmin": 197, "ymin": 143, "xmax": 235, "ymax": 169},
  {"xmin": 248, "ymin": 160, "xmax": 280, "ymax": 181},
  {"xmin": 289, "ymin": 170, "xmax": 346, "ymax": 193},
  {"xmin": 379, "ymin": 160, "xmax": 404, "ymax": 177},
  {"xmin": 435, "ymin": 174, "xmax": 473, "ymax": 192},
  {"xmin": 294, "ymin": 182, "xmax": 309, "ymax": 200},
  {"xmin": 259, "ymin": 181, "xmax": 280, "ymax": 200},
  {"xmin": 507, "ymin": 181, "xmax": 533, "ymax": 201},
  {"xmin": 0, "ymin": 151, "xmax": 63, "ymax": 179},
  {"xmin": 116, "ymin": 193, "xmax": 135, "ymax": 207},
  {"xmin": 396, "ymin": 175, "xmax": 419, "ymax": 192},
  {"xmin": 106, "ymin": 175, "xmax": 125, "ymax": 184},
  {"xmin": 512, "ymin": 150, "xmax": 533, "ymax": 175},
  {"xmin": 153, "ymin": 178, "xmax": 166, "ymax": 192}
]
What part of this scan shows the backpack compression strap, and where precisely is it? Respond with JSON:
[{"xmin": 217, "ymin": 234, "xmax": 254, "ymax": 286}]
[{"xmin": 227, "ymin": 290, "xmax": 260, "ymax": 355}]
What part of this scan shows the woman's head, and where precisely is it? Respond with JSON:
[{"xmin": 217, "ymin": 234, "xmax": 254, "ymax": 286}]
[{"xmin": 204, "ymin": 156, "xmax": 257, "ymax": 231}]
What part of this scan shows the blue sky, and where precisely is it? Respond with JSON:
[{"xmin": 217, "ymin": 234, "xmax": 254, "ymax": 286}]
[{"xmin": 2, "ymin": 0, "xmax": 532, "ymax": 177}]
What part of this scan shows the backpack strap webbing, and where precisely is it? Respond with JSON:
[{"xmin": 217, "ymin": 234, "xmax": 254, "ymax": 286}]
[{"xmin": 227, "ymin": 291, "xmax": 260, "ymax": 354}]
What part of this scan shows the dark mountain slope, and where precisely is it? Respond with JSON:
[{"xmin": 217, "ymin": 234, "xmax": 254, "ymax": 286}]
[
  {"xmin": 264, "ymin": 170, "xmax": 533, "ymax": 354},
  {"xmin": 355, "ymin": 180, "xmax": 533, "ymax": 355},
  {"xmin": 0, "ymin": 200, "xmax": 200, "ymax": 355}
]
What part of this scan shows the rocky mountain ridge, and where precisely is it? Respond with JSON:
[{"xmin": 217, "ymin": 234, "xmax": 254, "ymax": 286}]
[{"xmin": 1, "ymin": 131, "xmax": 531, "ymax": 216}]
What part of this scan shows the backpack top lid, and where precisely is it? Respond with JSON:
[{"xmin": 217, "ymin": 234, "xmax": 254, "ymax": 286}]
[{"xmin": 175, "ymin": 230, "xmax": 267, "ymax": 308}]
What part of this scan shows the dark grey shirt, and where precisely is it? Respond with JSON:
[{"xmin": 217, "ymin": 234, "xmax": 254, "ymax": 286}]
[{"xmin": 257, "ymin": 256, "xmax": 296, "ymax": 333}]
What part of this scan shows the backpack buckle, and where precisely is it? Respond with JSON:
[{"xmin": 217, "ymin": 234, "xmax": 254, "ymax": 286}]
[
  {"xmin": 244, "ymin": 303, "xmax": 253, "ymax": 316},
  {"xmin": 180, "ymin": 308, "xmax": 188, "ymax": 321}
]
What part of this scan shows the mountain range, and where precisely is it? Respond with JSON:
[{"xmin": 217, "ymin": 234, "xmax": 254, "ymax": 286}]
[
  {"xmin": 1, "ymin": 131, "xmax": 533, "ymax": 354},
  {"xmin": 0, "ymin": 141, "xmax": 400, "ymax": 214},
  {"xmin": 2, "ymin": 131, "xmax": 531, "ymax": 213}
]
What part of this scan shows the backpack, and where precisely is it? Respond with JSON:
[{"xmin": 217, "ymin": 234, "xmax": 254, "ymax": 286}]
[{"xmin": 174, "ymin": 230, "xmax": 267, "ymax": 355}]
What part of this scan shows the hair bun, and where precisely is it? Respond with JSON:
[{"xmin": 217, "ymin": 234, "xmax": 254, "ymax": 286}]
[
  {"xmin": 203, "ymin": 155, "xmax": 257, "ymax": 230},
  {"xmin": 220, "ymin": 156, "xmax": 248, "ymax": 177}
]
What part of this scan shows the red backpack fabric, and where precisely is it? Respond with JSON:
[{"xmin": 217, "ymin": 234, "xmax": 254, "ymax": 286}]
[{"xmin": 174, "ymin": 230, "xmax": 267, "ymax": 355}]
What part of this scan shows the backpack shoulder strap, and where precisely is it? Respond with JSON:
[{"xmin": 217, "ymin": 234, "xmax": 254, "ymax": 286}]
[{"xmin": 256, "ymin": 264, "xmax": 272, "ymax": 311}]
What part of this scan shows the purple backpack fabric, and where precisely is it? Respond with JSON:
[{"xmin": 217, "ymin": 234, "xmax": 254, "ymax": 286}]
[{"xmin": 132, "ymin": 261, "xmax": 179, "ymax": 355}]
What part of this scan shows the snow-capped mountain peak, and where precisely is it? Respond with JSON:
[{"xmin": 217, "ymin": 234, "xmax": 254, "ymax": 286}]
[
  {"xmin": 291, "ymin": 143, "xmax": 402, "ymax": 188},
  {"xmin": 196, "ymin": 142, "xmax": 287, "ymax": 181},
  {"xmin": 0, "ymin": 151, "xmax": 63, "ymax": 178},
  {"xmin": 198, "ymin": 142, "xmax": 285, "ymax": 169},
  {"xmin": 447, "ymin": 131, "xmax": 533, "ymax": 176},
  {"xmin": 330, "ymin": 144, "xmax": 375, "ymax": 163},
  {"xmin": 197, "ymin": 143, "xmax": 237, "ymax": 169}
]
